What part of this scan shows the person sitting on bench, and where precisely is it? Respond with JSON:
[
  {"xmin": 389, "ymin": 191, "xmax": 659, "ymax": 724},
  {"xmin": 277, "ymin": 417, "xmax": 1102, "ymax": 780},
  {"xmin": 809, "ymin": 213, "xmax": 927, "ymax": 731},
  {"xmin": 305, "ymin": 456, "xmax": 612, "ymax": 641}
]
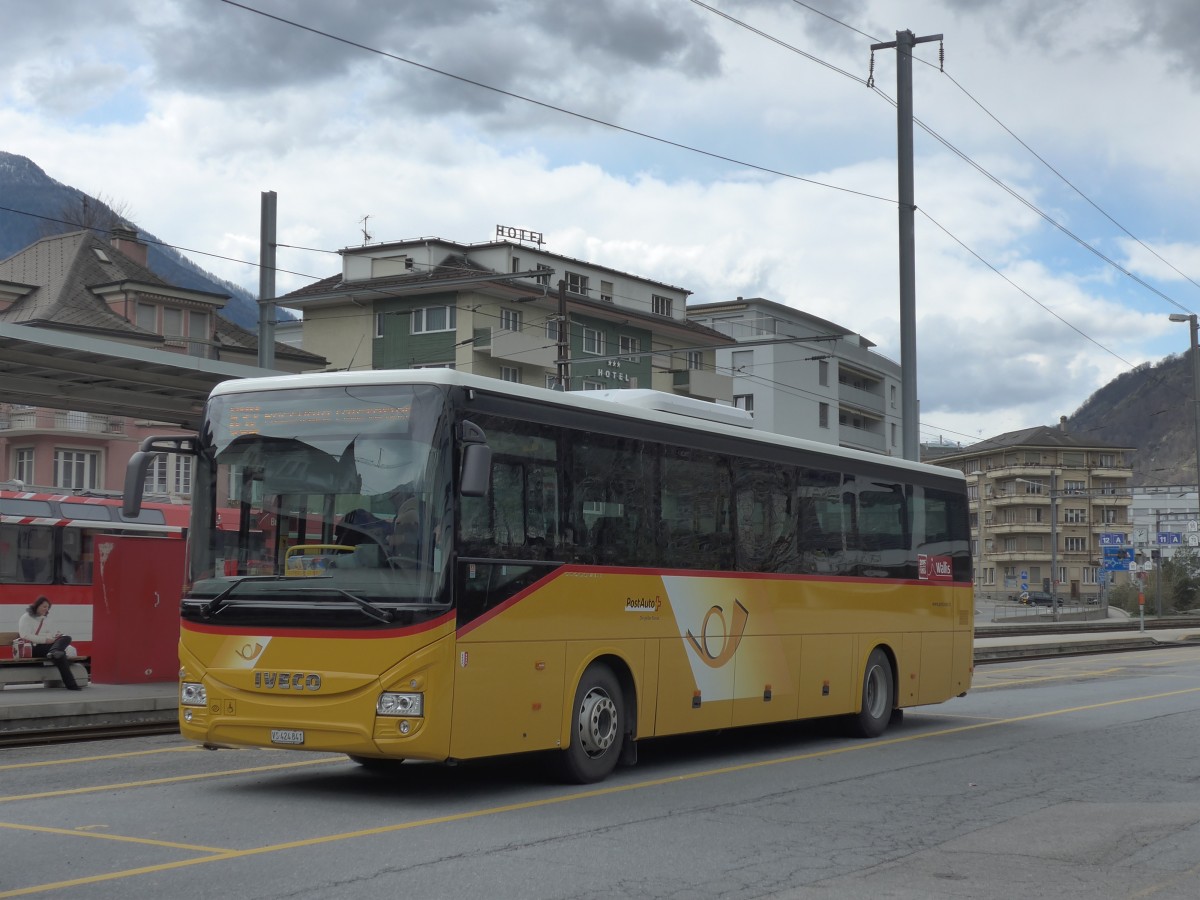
[{"xmin": 18, "ymin": 596, "xmax": 82, "ymax": 690}]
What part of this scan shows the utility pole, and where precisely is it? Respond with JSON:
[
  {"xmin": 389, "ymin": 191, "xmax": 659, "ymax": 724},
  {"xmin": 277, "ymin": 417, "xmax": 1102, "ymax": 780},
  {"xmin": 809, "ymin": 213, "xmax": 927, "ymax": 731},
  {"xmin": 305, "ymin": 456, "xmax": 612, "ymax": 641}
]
[
  {"xmin": 258, "ymin": 190, "xmax": 277, "ymax": 370},
  {"xmin": 555, "ymin": 279, "xmax": 570, "ymax": 391},
  {"xmin": 870, "ymin": 29, "xmax": 941, "ymax": 461}
]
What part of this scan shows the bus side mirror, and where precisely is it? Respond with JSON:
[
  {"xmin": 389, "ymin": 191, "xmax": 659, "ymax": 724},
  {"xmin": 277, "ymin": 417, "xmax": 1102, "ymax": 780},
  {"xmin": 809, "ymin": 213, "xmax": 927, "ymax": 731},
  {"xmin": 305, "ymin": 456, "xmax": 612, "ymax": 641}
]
[
  {"xmin": 122, "ymin": 434, "xmax": 201, "ymax": 517},
  {"xmin": 460, "ymin": 421, "xmax": 491, "ymax": 498},
  {"xmin": 122, "ymin": 450, "xmax": 159, "ymax": 517}
]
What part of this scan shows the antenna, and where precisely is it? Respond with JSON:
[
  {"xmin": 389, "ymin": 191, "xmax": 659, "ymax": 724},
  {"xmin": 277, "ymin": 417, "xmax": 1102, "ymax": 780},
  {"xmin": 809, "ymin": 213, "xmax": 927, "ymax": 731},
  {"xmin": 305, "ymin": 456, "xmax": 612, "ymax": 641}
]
[{"xmin": 359, "ymin": 215, "xmax": 372, "ymax": 245}]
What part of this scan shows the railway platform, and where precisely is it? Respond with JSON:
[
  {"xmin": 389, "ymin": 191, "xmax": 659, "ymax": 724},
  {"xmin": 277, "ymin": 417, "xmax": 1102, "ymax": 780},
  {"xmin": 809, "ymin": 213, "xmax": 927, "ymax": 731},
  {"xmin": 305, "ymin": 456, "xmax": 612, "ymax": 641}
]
[{"xmin": 2, "ymin": 625, "xmax": 1199, "ymax": 746}]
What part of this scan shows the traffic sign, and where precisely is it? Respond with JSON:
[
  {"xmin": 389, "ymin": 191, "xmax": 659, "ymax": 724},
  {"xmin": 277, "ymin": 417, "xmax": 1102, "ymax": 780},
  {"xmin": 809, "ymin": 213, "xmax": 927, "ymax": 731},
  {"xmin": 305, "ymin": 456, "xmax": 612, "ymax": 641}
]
[
  {"xmin": 1157, "ymin": 532, "xmax": 1183, "ymax": 545},
  {"xmin": 1099, "ymin": 532, "xmax": 1126, "ymax": 546}
]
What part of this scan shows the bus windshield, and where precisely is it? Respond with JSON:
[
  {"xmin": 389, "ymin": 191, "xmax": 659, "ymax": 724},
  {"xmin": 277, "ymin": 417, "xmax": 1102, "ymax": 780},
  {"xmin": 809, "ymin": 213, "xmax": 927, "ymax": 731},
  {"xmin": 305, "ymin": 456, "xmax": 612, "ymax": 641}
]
[{"xmin": 188, "ymin": 383, "xmax": 454, "ymax": 616}]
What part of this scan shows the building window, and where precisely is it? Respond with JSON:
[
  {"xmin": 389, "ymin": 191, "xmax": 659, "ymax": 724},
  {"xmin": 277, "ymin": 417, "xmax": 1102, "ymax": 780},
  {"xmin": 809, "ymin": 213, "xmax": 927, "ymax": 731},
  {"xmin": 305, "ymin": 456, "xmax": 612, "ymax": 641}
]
[
  {"xmin": 1065, "ymin": 537, "xmax": 1087, "ymax": 553},
  {"xmin": 1064, "ymin": 508, "xmax": 1086, "ymax": 524},
  {"xmin": 14, "ymin": 448, "xmax": 34, "ymax": 484},
  {"xmin": 890, "ymin": 384, "xmax": 897, "ymax": 407},
  {"xmin": 733, "ymin": 394, "xmax": 754, "ymax": 413},
  {"xmin": 582, "ymin": 327, "xmax": 604, "ymax": 355},
  {"xmin": 1102, "ymin": 507, "xmax": 1120, "ymax": 524},
  {"xmin": 582, "ymin": 380, "xmax": 605, "ymax": 391},
  {"xmin": 1004, "ymin": 537, "xmax": 1017, "ymax": 552},
  {"xmin": 1024, "ymin": 480, "xmax": 1044, "ymax": 495},
  {"xmin": 54, "ymin": 449, "xmax": 99, "ymax": 491},
  {"xmin": 511, "ymin": 256, "xmax": 521, "ymax": 273},
  {"xmin": 500, "ymin": 366, "xmax": 522, "ymax": 383},
  {"xmin": 163, "ymin": 307, "xmax": 183, "ymax": 341},
  {"xmin": 1100, "ymin": 481, "xmax": 1119, "ymax": 495},
  {"xmin": 188, "ymin": 310, "xmax": 209, "ymax": 356},
  {"xmin": 175, "ymin": 455, "xmax": 193, "ymax": 495},
  {"xmin": 652, "ymin": 294, "xmax": 673, "ymax": 317},
  {"xmin": 891, "ymin": 423, "xmax": 897, "ymax": 447},
  {"xmin": 600, "ymin": 280, "xmax": 613, "ymax": 303},
  {"xmin": 619, "ymin": 335, "xmax": 640, "ymax": 357},
  {"xmin": 1099, "ymin": 453, "xmax": 1116, "ymax": 467},
  {"xmin": 136, "ymin": 302, "xmax": 157, "ymax": 332},
  {"xmin": 1027, "ymin": 507, "xmax": 1043, "ymax": 523},
  {"xmin": 546, "ymin": 319, "xmax": 560, "ymax": 342},
  {"xmin": 500, "ymin": 309, "xmax": 522, "ymax": 332},
  {"xmin": 147, "ymin": 455, "xmax": 169, "ymax": 494},
  {"xmin": 566, "ymin": 271, "xmax": 589, "ymax": 297},
  {"xmin": 1083, "ymin": 567, "xmax": 1099, "ymax": 585},
  {"xmin": 375, "ymin": 312, "xmax": 384, "ymax": 338},
  {"xmin": 1064, "ymin": 480, "xmax": 1086, "ymax": 495},
  {"xmin": 534, "ymin": 264, "xmax": 552, "ymax": 286},
  {"xmin": 730, "ymin": 349, "xmax": 753, "ymax": 373},
  {"xmin": 1028, "ymin": 535, "xmax": 1044, "ymax": 551},
  {"xmin": 685, "ymin": 350, "xmax": 702, "ymax": 370},
  {"xmin": 818, "ymin": 402, "xmax": 829, "ymax": 429},
  {"xmin": 411, "ymin": 306, "xmax": 456, "ymax": 334},
  {"xmin": 965, "ymin": 459, "xmax": 981, "ymax": 474},
  {"xmin": 818, "ymin": 359, "xmax": 829, "ymax": 386}
]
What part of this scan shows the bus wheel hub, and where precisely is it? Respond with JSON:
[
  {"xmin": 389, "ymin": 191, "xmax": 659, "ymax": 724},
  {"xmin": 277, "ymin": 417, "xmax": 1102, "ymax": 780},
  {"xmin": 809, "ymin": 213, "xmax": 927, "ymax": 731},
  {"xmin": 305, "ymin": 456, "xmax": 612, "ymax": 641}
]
[{"xmin": 578, "ymin": 688, "xmax": 617, "ymax": 757}]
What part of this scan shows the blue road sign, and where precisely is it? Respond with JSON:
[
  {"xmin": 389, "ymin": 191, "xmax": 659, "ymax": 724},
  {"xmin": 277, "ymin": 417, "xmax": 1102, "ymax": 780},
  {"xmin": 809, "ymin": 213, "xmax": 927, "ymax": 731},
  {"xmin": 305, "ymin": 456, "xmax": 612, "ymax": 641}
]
[
  {"xmin": 1099, "ymin": 532, "xmax": 1126, "ymax": 546},
  {"xmin": 1157, "ymin": 532, "xmax": 1183, "ymax": 545},
  {"xmin": 1103, "ymin": 546, "xmax": 1131, "ymax": 571}
]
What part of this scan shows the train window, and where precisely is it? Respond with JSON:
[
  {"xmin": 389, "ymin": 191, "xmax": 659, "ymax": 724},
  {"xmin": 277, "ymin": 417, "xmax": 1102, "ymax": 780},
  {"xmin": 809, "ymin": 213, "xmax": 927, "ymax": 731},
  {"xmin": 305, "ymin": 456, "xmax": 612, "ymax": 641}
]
[
  {"xmin": 0, "ymin": 498, "xmax": 53, "ymax": 517},
  {"xmin": 61, "ymin": 503, "xmax": 115, "ymax": 521}
]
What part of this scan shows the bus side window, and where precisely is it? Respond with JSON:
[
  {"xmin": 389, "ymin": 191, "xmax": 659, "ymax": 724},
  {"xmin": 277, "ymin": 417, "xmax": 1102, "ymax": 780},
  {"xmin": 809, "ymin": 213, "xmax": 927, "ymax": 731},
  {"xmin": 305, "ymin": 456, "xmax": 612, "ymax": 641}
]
[{"xmin": 735, "ymin": 462, "xmax": 796, "ymax": 572}]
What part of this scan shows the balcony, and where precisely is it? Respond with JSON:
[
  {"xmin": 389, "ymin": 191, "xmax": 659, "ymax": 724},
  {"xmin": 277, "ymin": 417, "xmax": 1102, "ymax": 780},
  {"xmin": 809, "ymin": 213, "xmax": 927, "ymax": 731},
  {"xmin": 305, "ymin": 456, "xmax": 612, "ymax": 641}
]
[
  {"xmin": 0, "ymin": 409, "xmax": 125, "ymax": 436},
  {"xmin": 838, "ymin": 425, "xmax": 885, "ymax": 454},
  {"xmin": 837, "ymin": 383, "xmax": 884, "ymax": 416},
  {"xmin": 665, "ymin": 368, "xmax": 733, "ymax": 403},
  {"xmin": 988, "ymin": 492, "xmax": 1051, "ymax": 506},
  {"xmin": 988, "ymin": 523, "xmax": 1052, "ymax": 535},
  {"xmin": 471, "ymin": 327, "xmax": 556, "ymax": 368},
  {"xmin": 986, "ymin": 462, "xmax": 1054, "ymax": 478}
]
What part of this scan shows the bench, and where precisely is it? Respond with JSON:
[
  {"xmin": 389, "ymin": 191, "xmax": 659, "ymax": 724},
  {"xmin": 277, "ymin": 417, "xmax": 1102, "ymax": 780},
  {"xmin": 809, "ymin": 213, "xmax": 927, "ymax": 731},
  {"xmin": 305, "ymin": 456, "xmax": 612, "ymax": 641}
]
[{"xmin": 0, "ymin": 631, "xmax": 91, "ymax": 690}]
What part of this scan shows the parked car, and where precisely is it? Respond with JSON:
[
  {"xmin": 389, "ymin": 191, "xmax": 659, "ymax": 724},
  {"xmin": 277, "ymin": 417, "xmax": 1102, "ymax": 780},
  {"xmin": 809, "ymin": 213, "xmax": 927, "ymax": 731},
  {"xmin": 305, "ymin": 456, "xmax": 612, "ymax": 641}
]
[{"xmin": 1019, "ymin": 591, "xmax": 1056, "ymax": 606}]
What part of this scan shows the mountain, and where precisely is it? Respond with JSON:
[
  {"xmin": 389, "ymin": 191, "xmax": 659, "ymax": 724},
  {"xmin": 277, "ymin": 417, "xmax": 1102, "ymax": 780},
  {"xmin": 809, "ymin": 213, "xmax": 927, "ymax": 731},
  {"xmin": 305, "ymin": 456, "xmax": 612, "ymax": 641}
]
[
  {"xmin": 1066, "ymin": 353, "xmax": 1197, "ymax": 487},
  {"xmin": 0, "ymin": 151, "xmax": 280, "ymax": 331}
]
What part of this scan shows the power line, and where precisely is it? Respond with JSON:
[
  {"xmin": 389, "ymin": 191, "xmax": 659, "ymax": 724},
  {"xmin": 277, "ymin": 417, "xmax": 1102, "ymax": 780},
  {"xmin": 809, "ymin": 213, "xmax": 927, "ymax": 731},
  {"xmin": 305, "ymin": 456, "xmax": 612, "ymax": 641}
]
[{"xmin": 215, "ymin": 0, "xmax": 891, "ymax": 205}]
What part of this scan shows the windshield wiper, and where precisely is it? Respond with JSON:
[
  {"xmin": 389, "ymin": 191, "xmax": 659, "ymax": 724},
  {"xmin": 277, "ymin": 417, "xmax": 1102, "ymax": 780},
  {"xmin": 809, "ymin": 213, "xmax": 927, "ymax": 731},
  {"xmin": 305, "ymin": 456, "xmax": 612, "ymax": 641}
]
[
  {"xmin": 305, "ymin": 587, "xmax": 395, "ymax": 624},
  {"xmin": 200, "ymin": 576, "xmax": 281, "ymax": 618}
]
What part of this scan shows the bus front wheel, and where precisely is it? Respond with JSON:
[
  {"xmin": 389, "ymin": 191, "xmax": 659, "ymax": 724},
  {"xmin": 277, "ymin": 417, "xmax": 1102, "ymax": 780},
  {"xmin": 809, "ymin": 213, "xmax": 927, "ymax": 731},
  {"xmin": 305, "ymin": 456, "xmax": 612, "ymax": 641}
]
[
  {"xmin": 848, "ymin": 648, "xmax": 893, "ymax": 738},
  {"xmin": 560, "ymin": 663, "xmax": 625, "ymax": 784}
]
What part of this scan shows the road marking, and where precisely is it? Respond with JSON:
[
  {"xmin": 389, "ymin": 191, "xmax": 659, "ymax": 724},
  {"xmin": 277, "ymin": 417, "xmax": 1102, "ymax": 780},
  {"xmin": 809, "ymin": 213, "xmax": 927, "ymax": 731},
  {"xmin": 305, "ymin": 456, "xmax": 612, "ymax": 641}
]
[
  {"xmin": 0, "ymin": 756, "xmax": 341, "ymax": 804},
  {"xmin": 0, "ymin": 821, "xmax": 232, "ymax": 853},
  {"xmin": 0, "ymin": 746, "xmax": 203, "ymax": 772},
  {"xmin": 3, "ymin": 684, "xmax": 1200, "ymax": 898}
]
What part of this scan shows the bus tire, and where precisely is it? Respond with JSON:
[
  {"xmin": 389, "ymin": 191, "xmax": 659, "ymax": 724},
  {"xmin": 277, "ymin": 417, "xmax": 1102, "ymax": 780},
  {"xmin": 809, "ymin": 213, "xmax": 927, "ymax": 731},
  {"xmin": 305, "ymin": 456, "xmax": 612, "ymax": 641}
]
[
  {"xmin": 559, "ymin": 663, "xmax": 624, "ymax": 784},
  {"xmin": 348, "ymin": 755, "xmax": 405, "ymax": 772},
  {"xmin": 848, "ymin": 647, "xmax": 893, "ymax": 739}
]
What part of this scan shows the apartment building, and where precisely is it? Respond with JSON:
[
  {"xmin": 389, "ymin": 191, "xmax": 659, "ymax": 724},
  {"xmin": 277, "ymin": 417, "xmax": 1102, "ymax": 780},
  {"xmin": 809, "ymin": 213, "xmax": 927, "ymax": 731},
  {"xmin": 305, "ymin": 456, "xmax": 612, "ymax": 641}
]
[
  {"xmin": 687, "ymin": 297, "xmax": 902, "ymax": 452},
  {"xmin": 929, "ymin": 420, "xmax": 1135, "ymax": 603},
  {"xmin": 279, "ymin": 231, "xmax": 734, "ymax": 401}
]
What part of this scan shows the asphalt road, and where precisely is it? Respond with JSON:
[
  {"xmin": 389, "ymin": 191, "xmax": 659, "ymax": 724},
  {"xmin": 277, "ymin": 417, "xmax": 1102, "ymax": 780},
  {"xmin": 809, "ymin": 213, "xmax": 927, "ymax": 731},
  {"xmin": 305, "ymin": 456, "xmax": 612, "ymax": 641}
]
[{"xmin": 4, "ymin": 644, "xmax": 1200, "ymax": 899}]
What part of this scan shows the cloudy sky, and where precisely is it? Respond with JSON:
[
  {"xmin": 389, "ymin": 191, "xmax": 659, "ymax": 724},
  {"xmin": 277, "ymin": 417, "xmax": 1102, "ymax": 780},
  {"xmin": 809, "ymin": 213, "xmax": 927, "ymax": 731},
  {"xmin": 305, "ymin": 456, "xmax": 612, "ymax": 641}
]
[{"xmin": 2, "ymin": 0, "xmax": 1199, "ymax": 446}]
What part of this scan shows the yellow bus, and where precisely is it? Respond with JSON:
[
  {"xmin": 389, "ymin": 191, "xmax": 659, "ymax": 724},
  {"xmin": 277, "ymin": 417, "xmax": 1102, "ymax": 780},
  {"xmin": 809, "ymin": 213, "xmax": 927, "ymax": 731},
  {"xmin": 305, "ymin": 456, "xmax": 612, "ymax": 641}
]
[{"xmin": 125, "ymin": 369, "xmax": 973, "ymax": 782}]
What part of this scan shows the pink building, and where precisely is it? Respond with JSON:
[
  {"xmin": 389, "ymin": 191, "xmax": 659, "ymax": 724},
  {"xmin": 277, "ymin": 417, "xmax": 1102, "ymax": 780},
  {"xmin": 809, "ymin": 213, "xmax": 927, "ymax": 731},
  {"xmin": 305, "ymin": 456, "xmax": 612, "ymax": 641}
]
[{"xmin": 0, "ymin": 226, "xmax": 323, "ymax": 498}]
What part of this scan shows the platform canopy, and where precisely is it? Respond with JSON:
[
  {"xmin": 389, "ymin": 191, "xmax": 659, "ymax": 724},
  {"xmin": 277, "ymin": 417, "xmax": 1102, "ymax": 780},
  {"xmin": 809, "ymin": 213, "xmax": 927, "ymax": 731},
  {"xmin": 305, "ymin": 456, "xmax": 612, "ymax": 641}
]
[{"xmin": 0, "ymin": 322, "xmax": 274, "ymax": 430}]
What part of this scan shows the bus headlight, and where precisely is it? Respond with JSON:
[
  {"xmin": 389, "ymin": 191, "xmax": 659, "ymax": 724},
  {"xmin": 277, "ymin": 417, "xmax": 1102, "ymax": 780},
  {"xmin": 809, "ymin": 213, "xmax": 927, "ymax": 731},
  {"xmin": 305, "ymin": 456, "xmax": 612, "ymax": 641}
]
[
  {"xmin": 181, "ymin": 682, "xmax": 207, "ymax": 706},
  {"xmin": 377, "ymin": 692, "xmax": 423, "ymax": 717}
]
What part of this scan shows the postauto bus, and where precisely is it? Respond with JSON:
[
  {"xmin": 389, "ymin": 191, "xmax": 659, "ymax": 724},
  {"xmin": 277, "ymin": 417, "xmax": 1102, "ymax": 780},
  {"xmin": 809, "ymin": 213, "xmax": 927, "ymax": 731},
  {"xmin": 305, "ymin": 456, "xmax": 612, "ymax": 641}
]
[{"xmin": 124, "ymin": 369, "xmax": 973, "ymax": 783}]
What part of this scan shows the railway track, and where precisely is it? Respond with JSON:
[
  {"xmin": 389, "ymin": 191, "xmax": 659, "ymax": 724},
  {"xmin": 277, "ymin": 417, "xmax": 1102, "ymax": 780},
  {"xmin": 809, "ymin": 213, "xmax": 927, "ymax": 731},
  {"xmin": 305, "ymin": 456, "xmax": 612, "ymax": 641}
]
[{"xmin": 0, "ymin": 720, "xmax": 178, "ymax": 749}]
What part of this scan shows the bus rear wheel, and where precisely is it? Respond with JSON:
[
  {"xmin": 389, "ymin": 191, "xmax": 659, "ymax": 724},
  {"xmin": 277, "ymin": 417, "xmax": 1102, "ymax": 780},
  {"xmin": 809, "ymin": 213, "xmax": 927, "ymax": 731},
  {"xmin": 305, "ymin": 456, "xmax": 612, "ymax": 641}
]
[
  {"xmin": 559, "ymin": 663, "xmax": 624, "ymax": 784},
  {"xmin": 848, "ymin": 647, "xmax": 893, "ymax": 738}
]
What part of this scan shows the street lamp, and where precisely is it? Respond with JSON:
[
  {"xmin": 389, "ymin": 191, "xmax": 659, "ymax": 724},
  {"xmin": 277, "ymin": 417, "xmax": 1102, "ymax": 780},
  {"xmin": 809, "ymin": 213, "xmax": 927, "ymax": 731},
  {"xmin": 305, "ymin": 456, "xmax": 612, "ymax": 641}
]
[{"xmin": 1168, "ymin": 313, "xmax": 1200, "ymax": 523}]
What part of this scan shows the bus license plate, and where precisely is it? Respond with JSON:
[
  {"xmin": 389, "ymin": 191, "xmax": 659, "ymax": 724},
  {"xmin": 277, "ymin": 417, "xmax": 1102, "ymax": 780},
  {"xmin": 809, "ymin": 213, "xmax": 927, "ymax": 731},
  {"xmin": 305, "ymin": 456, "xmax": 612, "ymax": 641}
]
[{"xmin": 271, "ymin": 729, "xmax": 304, "ymax": 745}]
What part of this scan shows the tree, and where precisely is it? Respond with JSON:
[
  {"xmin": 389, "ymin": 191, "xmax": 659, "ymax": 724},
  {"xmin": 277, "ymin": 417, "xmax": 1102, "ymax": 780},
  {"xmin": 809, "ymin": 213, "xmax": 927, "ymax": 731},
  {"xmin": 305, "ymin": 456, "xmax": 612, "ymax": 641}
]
[
  {"xmin": 1161, "ymin": 547, "xmax": 1200, "ymax": 612},
  {"xmin": 38, "ymin": 191, "xmax": 135, "ymax": 238}
]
